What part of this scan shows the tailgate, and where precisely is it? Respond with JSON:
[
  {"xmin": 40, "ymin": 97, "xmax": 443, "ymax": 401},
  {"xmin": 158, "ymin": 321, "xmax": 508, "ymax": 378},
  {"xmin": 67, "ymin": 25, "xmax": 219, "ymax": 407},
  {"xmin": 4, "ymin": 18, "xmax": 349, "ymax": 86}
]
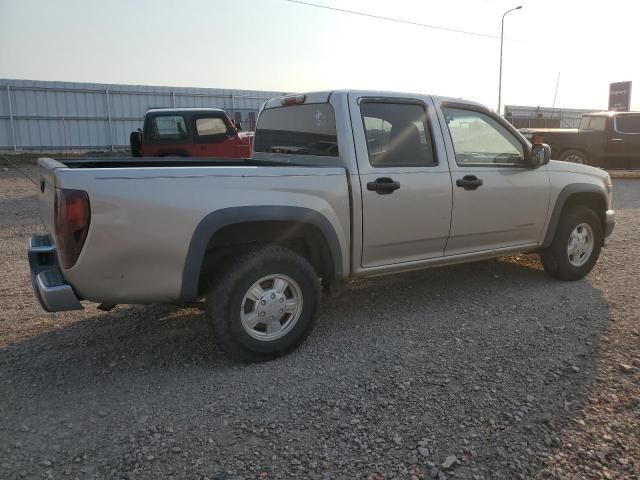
[{"xmin": 36, "ymin": 158, "xmax": 65, "ymax": 234}]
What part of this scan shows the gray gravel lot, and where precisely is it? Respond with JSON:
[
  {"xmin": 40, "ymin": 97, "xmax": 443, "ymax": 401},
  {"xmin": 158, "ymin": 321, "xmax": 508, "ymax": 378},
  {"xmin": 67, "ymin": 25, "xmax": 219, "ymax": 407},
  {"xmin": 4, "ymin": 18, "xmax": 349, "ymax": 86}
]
[{"xmin": 1, "ymin": 166, "xmax": 639, "ymax": 480}]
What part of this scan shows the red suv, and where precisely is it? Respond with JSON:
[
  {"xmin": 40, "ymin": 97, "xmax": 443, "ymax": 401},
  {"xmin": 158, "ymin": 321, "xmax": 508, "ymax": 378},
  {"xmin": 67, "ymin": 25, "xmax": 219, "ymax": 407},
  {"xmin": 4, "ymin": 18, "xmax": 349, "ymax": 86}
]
[{"xmin": 130, "ymin": 108, "xmax": 253, "ymax": 158}]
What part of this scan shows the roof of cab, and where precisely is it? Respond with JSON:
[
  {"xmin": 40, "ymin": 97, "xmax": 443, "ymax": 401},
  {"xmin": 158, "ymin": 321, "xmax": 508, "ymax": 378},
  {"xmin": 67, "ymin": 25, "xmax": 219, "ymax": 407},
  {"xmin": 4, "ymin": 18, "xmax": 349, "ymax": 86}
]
[
  {"xmin": 145, "ymin": 107, "xmax": 226, "ymax": 114},
  {"xmin": 263, "ymin": 90, "xmax": 489, "ymax": 111},
  {"xmin": 582, "ymin": 110, "xmax": 640, "ymax": 117}
]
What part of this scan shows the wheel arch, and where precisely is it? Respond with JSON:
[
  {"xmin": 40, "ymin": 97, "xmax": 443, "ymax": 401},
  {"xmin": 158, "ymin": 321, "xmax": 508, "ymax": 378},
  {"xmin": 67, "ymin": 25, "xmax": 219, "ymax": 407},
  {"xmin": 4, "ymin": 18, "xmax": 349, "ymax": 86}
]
[
  {"xmin": 180, "ymin": 206, "xmax": 343, "ymax": 301},
  {"xmin": 542, "ymin": 184, "xmax": 607, "ymax": 248}
]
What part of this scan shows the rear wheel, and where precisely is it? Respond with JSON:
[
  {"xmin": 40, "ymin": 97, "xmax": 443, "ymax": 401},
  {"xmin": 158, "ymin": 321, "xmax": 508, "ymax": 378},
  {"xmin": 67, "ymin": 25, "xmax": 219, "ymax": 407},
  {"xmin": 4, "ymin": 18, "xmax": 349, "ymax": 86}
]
[
  {"xmin": 559, "ymin": 149, "xmax": 588, "ymax": 164},
  {"xmin": 206, "ymin": 244, "xmax": 320, "ymax": 362},
  {"xmin": 541, "ymin": 206, "xmax": 603, "ymax": 281}
]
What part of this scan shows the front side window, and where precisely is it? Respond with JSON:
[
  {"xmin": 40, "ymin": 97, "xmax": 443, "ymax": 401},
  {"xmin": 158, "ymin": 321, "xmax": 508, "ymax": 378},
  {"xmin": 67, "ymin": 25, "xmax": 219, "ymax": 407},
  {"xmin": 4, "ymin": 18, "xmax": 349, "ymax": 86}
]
[
  {"xmin": 253, "ymin": 103, "xmax": 339, "ymax": 156},
  {"xmin": 196, "ymin": 117, "xmax": 228, "ymax": 136},
  {"xmin": 579, "ymin": 116, "xmax": 590, "ymax": 130},
  {"xmin": 443, "ymin": 107, "xmax": 525, "ymax": 166},
  {"xmin": 360, "ymin": 102, "xmax": 436, "ymax": 167},
  {"xmin": 149, "ymin": 115, "xmax": 188, "ymax": 140},
  {"xmin": 615, "ymin": 115, "xmax": 640, "ymax": 134},
  {"xmin": 233, "ymin": 112, "xmax": 243, "ymax": 130}
]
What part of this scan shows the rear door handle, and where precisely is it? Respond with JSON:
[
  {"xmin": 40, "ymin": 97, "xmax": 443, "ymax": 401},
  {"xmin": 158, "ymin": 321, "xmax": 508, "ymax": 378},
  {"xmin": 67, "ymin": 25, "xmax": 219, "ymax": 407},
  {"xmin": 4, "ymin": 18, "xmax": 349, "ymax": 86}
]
[
  {"xmin": 456, "ymin": 175, "xmax": 483, "ymax": 190},
  {"xmin": 367, "ymin": 177, "xmax": 401, "ymax": 195}
]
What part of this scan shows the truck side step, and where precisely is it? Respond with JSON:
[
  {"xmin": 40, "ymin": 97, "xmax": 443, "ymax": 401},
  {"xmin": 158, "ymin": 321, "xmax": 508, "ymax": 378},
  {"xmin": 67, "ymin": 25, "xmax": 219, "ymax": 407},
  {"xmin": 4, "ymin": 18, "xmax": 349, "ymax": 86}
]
[
  {"xmin": 29, "ymin": 234, "xmax": 55, "ymax": 253},
  {"xmin": 34, "ymin": 268, "xmax": 83, "ymax": 312},
  {"xmin": 40, "ymin": 268, "xmax": 65, "ymax": 288},
  {"xmin": 28, "ymin": 234, "xmax": 83, "ymax": 312}
]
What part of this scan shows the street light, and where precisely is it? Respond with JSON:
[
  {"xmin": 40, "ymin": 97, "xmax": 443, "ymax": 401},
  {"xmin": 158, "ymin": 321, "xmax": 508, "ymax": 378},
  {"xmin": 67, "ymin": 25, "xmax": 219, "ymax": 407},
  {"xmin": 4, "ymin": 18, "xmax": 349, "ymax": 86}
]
[{"xmin": 498, "ymin": 5, "xmax": 522, "ymax": 115}]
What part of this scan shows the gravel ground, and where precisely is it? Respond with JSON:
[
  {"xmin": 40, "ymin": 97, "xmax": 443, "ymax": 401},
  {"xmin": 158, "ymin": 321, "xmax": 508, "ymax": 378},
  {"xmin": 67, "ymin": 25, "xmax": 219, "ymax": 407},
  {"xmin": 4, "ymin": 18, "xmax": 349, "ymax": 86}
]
[{"xmin": 0, "ymin": 166, "xmax": 639, "ymax": 480}]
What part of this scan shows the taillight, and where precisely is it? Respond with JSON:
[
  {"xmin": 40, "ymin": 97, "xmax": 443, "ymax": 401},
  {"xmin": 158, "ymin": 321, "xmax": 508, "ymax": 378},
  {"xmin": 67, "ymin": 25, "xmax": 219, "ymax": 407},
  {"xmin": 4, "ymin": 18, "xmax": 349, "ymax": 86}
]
[{"xmin": 53, "ymin": 188, "xmax": 90, "ymax": 269}]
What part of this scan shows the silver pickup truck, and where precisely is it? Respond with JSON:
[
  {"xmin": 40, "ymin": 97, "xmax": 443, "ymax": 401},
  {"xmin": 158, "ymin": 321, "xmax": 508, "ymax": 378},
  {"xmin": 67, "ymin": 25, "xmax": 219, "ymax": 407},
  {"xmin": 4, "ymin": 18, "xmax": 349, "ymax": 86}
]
[{"xmin": 30, "ymin": 90, "xmax": 615, "ymax": 361}]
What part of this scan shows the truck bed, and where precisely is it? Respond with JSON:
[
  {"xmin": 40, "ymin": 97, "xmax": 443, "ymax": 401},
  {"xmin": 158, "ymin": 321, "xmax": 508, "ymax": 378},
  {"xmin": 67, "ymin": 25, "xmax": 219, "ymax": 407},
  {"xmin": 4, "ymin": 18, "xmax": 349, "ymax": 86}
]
[
  {"xmin": 35, "ymin": 156, "xmax": 351, "ymax": 304},
  {"xmin": 58, "ymin": 157, "xmax": 297, "ymax": 169}
]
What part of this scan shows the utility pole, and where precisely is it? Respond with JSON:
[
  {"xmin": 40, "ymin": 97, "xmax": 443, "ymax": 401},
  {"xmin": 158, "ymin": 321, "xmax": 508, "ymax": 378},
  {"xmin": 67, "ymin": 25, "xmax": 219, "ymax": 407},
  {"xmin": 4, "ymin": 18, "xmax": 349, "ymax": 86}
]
[{"xmin": 498, "ymin": 5, "xmax": 522, "ymax": 115}]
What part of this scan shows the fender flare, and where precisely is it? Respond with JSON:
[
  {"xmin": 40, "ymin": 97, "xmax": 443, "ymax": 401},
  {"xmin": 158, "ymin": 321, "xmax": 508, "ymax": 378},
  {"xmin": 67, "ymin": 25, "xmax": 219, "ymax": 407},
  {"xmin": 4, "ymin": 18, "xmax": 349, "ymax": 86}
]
[
  {"xmin": 179, "ymin": 206, "xmax": 344, "ymax": 301},
  {"xmin": 542, "ymin": 183, "xmax": 607, "ymax": 248}
]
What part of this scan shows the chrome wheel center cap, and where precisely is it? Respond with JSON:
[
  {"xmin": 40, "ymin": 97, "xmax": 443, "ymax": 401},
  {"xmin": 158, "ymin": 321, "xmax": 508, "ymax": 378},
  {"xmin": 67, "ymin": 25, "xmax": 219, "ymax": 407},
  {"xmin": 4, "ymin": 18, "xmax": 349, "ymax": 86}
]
[{"xmin": 256, "ymin": 290, "xmax": 286, "ymax": 321}]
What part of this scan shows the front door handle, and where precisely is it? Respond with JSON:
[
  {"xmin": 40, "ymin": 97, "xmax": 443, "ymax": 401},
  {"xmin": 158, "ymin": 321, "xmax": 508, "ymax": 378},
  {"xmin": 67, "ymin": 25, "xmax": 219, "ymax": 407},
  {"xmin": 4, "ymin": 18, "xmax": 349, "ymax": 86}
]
[
  {"xmin": 367, "ymin": 177, "xmax": 401, "ymax": 195},
  {"xmin": 456, "ymin": 175, "xmax": 483, "ymax": 190}
]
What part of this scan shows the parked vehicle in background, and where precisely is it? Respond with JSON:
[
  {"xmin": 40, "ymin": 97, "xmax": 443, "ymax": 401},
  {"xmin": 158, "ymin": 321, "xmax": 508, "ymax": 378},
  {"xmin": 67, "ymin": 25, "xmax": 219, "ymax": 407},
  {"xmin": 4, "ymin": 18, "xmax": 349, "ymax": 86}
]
[
  {"xmin": 520, "ymin": 111, "xmax": 640, "ymax": 168},
  {"xmin": 30, "ymin": 90, "xmax": 615, "ymax": 361},
  {"xmin": 129, "ymin": 108, "xmax": 253, "ymax": 158}
]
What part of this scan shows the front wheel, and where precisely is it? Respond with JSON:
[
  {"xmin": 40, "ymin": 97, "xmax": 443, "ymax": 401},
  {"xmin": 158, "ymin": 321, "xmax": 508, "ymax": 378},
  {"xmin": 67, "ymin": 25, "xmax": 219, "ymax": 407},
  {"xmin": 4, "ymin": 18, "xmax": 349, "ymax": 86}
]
[
  {"xmin": 559, "ymin": 149, "xmax": 588, "ymax": 164},
  {"xmin": 206, "ymin": 244, "xmax": 321, "ymax": 362},
  {"xmin": 541, "ymin": 206, "xmax": 603, "ymax": 281}
]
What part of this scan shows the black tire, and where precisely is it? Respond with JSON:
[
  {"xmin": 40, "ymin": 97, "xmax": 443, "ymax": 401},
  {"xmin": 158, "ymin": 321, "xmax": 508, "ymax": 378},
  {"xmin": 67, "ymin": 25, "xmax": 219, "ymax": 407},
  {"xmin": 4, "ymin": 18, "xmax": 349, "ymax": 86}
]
[
  {"xmin": 541, "ymin": 206, "xmax": 603, "ymax": 281},
  {"xmin": 206, "ymin": 244, "xmax": 321, "ymax": 362},
  {"xmin": 559, "ymin": 149, "xmax": 588, "ymax": 165}
]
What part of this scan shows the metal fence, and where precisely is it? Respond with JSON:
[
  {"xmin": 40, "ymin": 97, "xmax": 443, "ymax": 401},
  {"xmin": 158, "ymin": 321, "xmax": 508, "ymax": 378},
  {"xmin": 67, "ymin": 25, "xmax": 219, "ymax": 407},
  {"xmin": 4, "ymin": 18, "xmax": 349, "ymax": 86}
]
[
  {"xmin": 0, "ymin": 79, "xmax": 287, "ymax": 151},
  {"xmin": 504, "ymin": 104, "xmax": 598, "ymax": 129}
]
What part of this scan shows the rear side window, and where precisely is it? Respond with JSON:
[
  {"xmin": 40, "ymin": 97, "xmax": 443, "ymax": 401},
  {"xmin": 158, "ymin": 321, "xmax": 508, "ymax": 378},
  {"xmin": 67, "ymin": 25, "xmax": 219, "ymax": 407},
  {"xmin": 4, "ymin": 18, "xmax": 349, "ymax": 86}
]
[
  {"xmin": 615, "ymin": 115, "xmax": 640, "ymax": 133},
  {"xmin": 360, "ymin": 102, "xmax": 436, "ymax": 167},
  {"xmin": 580, "ymin": 116, "xmax": 606, "ymax": 131},
  {"xmin": 253, "ymin": 104, "xmax": 339, "ymax": 156},
  {"xmin": 196, "ymin": 117, "xmax": 227, "ymax": 136},
  {"xmin": 587, "ymin": 117, "xmax": 606, "ymax": 131},
  {"xmin": 149, "ymin": 115, "xmax": 188, "ymax": 140}
]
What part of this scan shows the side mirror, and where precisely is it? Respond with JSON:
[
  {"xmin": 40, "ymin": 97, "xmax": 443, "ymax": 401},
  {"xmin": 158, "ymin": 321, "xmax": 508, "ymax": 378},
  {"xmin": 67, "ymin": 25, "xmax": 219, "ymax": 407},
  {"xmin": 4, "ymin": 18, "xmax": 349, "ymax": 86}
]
[
  {"xmin": 234, "ymin": 120, "xmax": 243, "ymax": 131},
  {"xmin": 527, "ymin": 143, "xmax": 550, "ymax": 168}
]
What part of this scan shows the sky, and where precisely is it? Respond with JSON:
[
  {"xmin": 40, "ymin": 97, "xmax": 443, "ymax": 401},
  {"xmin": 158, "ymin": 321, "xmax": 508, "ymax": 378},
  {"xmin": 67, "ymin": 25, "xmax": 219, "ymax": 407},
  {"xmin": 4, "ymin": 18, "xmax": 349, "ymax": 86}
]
[{"xmin": 1, "ymin": 0, "xmax": 639, "ymax": 111}]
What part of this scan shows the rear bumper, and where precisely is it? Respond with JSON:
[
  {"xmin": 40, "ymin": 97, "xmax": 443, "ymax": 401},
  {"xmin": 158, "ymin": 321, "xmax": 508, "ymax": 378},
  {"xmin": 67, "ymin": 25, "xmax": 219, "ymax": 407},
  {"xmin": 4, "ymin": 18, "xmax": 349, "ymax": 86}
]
[
  {"xmin": 28, "ymin": 234, "xmax": 83, "ymax": 312},
  {"xmin": 604, "ymin": 209, "xmax": 615, "ymax": 238}
]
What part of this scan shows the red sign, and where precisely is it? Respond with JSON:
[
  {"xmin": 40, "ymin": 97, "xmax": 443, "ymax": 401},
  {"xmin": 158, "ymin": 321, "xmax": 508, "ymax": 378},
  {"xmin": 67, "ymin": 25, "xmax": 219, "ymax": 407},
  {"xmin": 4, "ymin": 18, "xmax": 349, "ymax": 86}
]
[{"xmin": 609, "ymin": 81, "xmax": 632, "ymax": 111}]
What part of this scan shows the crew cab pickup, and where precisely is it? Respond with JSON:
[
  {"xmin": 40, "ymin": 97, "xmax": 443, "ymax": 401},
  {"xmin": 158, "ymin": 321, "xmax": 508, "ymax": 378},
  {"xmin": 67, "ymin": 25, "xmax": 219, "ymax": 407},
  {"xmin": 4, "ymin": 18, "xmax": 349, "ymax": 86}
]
[
  {"xmin": 520, "ymin": 111, "xmax": 640, "ymax": 168},
  {"xmin": 129, "ymin": 108, "xmax": 253, "ymax": 158},
  {"xmin": 30, "ymin": 90, "xmax": 615, "ymax": 361}
]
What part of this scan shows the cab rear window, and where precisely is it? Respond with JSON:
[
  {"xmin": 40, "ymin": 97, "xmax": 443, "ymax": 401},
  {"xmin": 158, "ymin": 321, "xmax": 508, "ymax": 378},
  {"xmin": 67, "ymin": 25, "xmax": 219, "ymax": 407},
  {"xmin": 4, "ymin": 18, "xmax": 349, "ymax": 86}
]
[{"xmin": 253, "ymin": 104, "xmax": 339, "ymax": 157}]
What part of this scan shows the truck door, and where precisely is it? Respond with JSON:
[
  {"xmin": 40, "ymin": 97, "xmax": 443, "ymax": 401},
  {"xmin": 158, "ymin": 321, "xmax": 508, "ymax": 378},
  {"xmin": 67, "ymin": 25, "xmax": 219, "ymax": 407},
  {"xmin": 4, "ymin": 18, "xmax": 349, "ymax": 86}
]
[
  {"xmin": 439, "ymin": 105, "xmax": 550, "ymax": 256},
  {"xmin": 193, "ymin": 114, "xmax": 240, "ymax": 157},
  {"xmin": 349, "ymin": 94, "xmax": 453, "ymax": 268},
  {"xmin": 608, "ymin": 114, "xmax": 640, "ymax": 168}
]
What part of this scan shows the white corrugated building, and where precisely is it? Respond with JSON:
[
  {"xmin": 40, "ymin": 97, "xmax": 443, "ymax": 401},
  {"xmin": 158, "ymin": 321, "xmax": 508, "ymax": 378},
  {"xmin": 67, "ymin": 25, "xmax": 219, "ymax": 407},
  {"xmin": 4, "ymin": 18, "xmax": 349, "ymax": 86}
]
[
  {"xmin": 504, "ymin": 104, "xmax": 596, "ymax": 129},
  {"xmin": 0, "ymin": 79, "xmax": 286, "ymax": 151}
]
